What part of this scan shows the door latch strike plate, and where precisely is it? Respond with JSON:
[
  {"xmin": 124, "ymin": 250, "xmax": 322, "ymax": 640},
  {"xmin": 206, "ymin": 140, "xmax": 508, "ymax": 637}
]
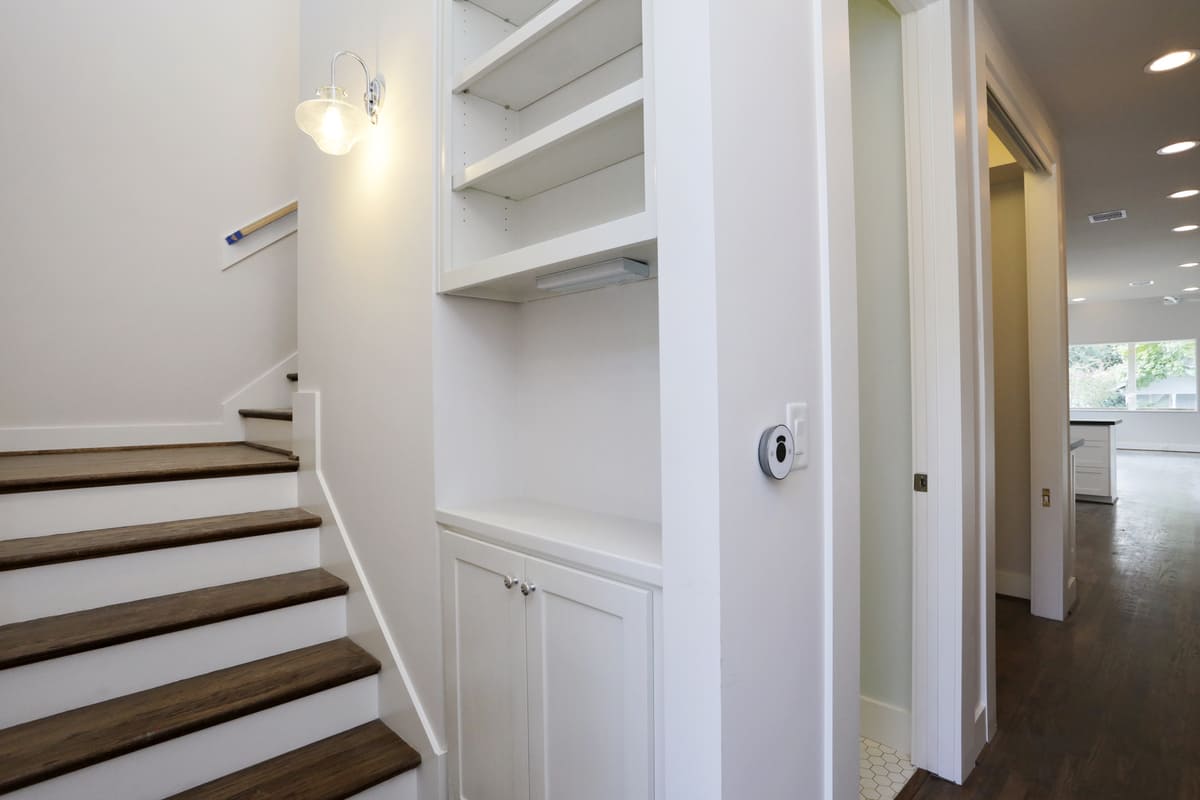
[{"xmin": 913, "ymin": 473, "xmax": 928, "ymax": 493}]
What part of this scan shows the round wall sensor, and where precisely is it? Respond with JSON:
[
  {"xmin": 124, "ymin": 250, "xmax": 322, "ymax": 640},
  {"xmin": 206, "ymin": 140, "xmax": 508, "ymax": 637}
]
[{"xmin": 758, "ymin": 424, "xmax": 795, "ymax": 480}]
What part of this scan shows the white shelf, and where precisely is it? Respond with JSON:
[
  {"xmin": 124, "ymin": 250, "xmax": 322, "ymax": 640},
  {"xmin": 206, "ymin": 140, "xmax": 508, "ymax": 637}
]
[
  {"xmin": 454, "ymin": 0, "xmax": 642, "ymax": 111},
  {"xmin": 455, "ymin": 81, "xmax": 644, "ymax": 201},
  {"xmin": 437, "ymin": 498, "xmax": 662, "ymax": 586},
  {"xmin": 469, "ymin": 0, "xmax": 555, "ymax": 27},
  {"xmin": 440, "ymin": 211, "xmax": 656, "ymax": 302}
]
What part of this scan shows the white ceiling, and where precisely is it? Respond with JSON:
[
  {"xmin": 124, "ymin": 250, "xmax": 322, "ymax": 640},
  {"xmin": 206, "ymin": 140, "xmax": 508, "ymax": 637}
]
[{"xmin": 985, "ymin": 0, "xmax": 1200, "ymax": 302}]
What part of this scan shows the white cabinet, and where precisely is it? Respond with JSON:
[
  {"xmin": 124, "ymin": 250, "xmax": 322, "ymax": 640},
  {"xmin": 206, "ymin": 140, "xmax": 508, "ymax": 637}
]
[
  {"xmin": 442, "ymin": 530, "xmax": 655, "ymax": 800},
  {"xmin": 1070, "ymin": 421, "xmax": 1120, "ymax": 504}
]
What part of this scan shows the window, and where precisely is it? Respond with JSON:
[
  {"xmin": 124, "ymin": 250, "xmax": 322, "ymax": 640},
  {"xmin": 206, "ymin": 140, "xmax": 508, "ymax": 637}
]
[{"xmin": 1069, "ymin": 339, "xmax": 1198, "ymax": 411}]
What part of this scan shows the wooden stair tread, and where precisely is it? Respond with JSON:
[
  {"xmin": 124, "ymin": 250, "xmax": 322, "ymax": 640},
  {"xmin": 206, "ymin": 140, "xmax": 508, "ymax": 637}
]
[
  {"xmin": 0, "ymin": 639, "xmax": 380, "ymax": 794},
  {"xmin": 0, "ymin": 443, "xmax": 298, "ymax": 495},
  {"xmin": 0, "ymin": 569, "xmax": 347, "ymax": 669},
  {"xmin": 167, "ymin": 721, "xmax": 421, "ymax": 799},
  {"xmin": 238, "ymin": 408, "xmax": 293, "ymax": 421},
  {"xmin": 0, "ymin": 508, "xmax": 322, "ymax": 571}
]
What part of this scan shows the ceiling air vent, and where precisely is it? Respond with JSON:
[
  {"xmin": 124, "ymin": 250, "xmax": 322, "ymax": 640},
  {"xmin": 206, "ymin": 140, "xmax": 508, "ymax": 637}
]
[{"xmin": 1088, "ymin": 209, "xmax": 1128, "ymax": 223}]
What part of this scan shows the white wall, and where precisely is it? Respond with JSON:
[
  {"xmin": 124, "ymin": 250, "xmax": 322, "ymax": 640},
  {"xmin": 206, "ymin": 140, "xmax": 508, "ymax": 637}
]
[
  {"xmin": 849, "ymin": 0, "xmax": 912, "ymax": 752},
  {"xmin": 654, "ymin": 0, "xmax": 858, "ymax": 796},
  {"xmin": 1070, "ymin": 298, "xmax": 1200, "ymax": 451},
  {"xmin": 297, "ymin": 0, "xmax": 443, "ymax": 769},
  {"xmin": 435, "ymin": 281, "xmax": 661, "ymax": 524},
  {"xmin": 990, "ymin": 172, "xmax": 1031, "ymax": 589},
  {"xmin": 0, "ymin": 1, "xmax": 298, "ymax": 444}
]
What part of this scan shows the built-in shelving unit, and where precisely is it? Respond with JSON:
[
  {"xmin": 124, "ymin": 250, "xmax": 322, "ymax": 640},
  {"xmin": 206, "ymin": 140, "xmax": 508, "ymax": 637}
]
[
  {"xmin": 454, "ymin": 80, "xmax": 644, "ymax": 201},
  {"xmin": 437, "ymin": 499, "xmax": 662, "ymax": 586},
  {"xmin": 439, "ymin": 211, "xmax": 655, "ymax": 301},
  {"xmin": 435, "ymin": 0, "xmax": 662, "ymax": 793},
  {"xmin": 453, "ymin": 0, "xmax": 643, "ymax": 111},
  {"xmin": 440, "ymin": 0, "xmax": 655, "ymax": 301}
]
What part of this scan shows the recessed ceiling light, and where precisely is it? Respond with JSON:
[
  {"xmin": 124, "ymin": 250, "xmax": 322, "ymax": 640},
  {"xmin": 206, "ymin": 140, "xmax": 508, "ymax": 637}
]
[
  {"xmin": 1164, "ymin": 295, "xmax": 1181, "ymax": 305},
  {"xmin": 1130, "ymin": 279, "xmax": 1155, "ymax": 286},
  {"xmin": 1170, "ymin": 189, "xmax": 1200, "ymax": 199},
  {"xmin": 1174, "ymin": 224, "xmax": 1200, "ymax": 232},
  {"xmin": 1145, "ymin": 50, "xmax": 1199, "ymax": 73},
  {"xmin": 1184, "ymin": 287, "xmax": 1200, "ymax": 293},
  {"xmin": 1070, "ymin": 297, "xmax": 1087, "ymax": 303},
  {"xmin": 1158, "ymin": 141, "xmax": 1199, "ymax": 156},
  {"xmin": 1181, "ymin": 262, "xmax": 1200, "ymax": 268}
]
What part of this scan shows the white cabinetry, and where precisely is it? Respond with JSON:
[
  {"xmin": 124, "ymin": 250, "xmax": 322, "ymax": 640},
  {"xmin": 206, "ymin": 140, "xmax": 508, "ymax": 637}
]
[
  {"xmin": 441, "ymin": 528, "xmax": 656, "ymax": 800},
  {"xmin": 1070, "ymin": 421, "xmax": 1119, "ymax": 504}
]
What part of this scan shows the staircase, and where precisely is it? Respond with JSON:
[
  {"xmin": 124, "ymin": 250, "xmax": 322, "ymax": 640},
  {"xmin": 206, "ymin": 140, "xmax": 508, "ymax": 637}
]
[{"xmin": 0, "ymin": 378, "xmax": 422, "ymax": 798}]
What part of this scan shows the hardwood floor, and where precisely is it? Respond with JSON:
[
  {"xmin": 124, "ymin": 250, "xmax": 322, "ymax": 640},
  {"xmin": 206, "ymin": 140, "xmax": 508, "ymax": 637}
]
[{"xmin": 913, "ymin": 451, "xmax": 1200, "ymax": 800}]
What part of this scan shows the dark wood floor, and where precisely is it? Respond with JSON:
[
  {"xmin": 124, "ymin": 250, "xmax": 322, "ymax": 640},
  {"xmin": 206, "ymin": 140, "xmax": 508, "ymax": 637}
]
[
  {"xmin": 914, "ymin": 451, "xmax": 1200, "ymax": 800},
  {"xmin": 0, "ymin": 443, "xmax": 297, "ymax": 493}
]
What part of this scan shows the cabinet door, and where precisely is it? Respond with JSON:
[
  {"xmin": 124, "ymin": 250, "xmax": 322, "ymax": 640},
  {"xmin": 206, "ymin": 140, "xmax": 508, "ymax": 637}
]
[
  {"xmin": 524, "ymin": 557, "xmax": 653, "ymax": 800},
  {"xmin": 442, "ymin": 531, "xmax": 530, "ymax": 800}
]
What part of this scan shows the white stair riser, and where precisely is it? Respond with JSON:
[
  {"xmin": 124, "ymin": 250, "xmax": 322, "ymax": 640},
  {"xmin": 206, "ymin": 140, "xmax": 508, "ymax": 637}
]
[
  {"xmin": 0, "ymin": 597, "xmax": 346, "ymax": 728},
  {"xmin": 5, "ymin": 676, "xmax": 379, "ymax": 800},
  {"xmin": 242, "ymin": 417, "xmax": 293, "ymax": 454},
  {"xmin": 0, "ymin": 529, "xmax": 319, "ymax": 625},
  {"xmin": 0, "ymin": 473, "xmax": 298, "ymax": 541},
  {"xmin": 350, "ymin": 770, "xmax": 420, "ymax": 799}
]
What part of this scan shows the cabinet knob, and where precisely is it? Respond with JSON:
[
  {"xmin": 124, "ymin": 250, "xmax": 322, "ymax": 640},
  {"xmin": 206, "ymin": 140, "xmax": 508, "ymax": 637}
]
[
  {"xmin": 520, "ymin": 581, "xmax": 537, "ymax": 596},
  {"xmin": 503, "ymin": 575, "xmax": 517, "ymax": 589}
]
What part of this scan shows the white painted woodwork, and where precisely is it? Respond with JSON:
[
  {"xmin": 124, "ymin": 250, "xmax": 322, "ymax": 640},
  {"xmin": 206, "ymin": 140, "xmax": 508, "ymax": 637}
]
[
  {"xmin": 0, "ymin": 473, "xmax": 298, "ymax": 540},
  {"xmin": 469, "ymin": 0, "xmax": 553, "ymax": 27},
  {"xmin": 437, "ymin": 499, "xmax": 661, "ymax": 586},
  {"xmin": 5, "ymin": 677, "xmax": 379, "ymax": 800},
  {"xmin": 1070, "ymin": 423, "xmax": 1118, "ymax": 503},
  {"xmin": 442, "ymin": 533, "xmax": 531, "ymax": 800},
  {"xmin": 0, "ymin": 528, "xmax": 319, "ymax": 624},
  {"xmin": 454, "ymin": 0, "xmax": 643, "ymax": 110},
  {"xmin": 0, "ymin": 597, "xmax": 345, "ymax": 727},
  {"xmin": 242, "ymin": 416, "xmax": 294, "ymax": 453},
  {"xmin": 442, "ymin": 0, "xmax": 654, "ymax": 301},
  {"xmin": 440, "ymin": 212, "xmax": 656, "ymax": 301},
  {"xmin": 441, "ymin": 529, "xmax": 657, "ymax": 800},
  {"xmin": 454, "ymin": 81, "xmax": 645, "ymax": 201},
  {"xmin": 524, "ymin": 555, "xmax": 652, "ymax": 800}
]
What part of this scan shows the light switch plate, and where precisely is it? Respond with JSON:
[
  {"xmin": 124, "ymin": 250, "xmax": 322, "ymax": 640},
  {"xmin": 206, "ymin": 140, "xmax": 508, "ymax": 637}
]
[{"xmin": 786, "ymin": 402, "xmax": 808, "ymax": 470}]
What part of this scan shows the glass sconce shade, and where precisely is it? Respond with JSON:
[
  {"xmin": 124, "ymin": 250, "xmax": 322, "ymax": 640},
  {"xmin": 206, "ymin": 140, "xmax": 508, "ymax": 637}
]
[{"xmin": 295, "ymin": 86, "xmax": 371, "ymax": 155}]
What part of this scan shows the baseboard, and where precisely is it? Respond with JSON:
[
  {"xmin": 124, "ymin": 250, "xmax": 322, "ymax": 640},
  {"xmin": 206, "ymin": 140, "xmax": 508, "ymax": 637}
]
[
  {"xmin": 995, "ymin": 569, "xmax": 1030, "ymax": 600},
  {"xmin": 1118, "ymin": 442, "xmax": 1200, "ymax": 454},
  {"xmin": 0, "ymin": 353, "xmax": 297, "ymax": 451},
  {"xmin": 860, "ymin": 695, "xmax": 911, "ymax": 755},
  {"xmin": 291, "ymin": 390, "xmax": 446, "ymax": 800}
]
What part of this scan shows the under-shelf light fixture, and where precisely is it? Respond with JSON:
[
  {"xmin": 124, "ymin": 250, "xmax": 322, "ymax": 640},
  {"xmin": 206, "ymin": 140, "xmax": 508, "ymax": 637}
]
[
  {"xmin": 296, "ymin": 51, "xmax": 385, "ymax": 155},
  {"xmin": 1145, "ymin": 50, "xmax": 1198, "ymax": 73},
  {"xmin": 536, "ymin": 258, "xmax": 651, "ymax": 294}
]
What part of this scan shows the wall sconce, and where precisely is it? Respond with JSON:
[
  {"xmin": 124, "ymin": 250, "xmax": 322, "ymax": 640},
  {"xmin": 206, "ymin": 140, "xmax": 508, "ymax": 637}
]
[{"xmin": 295, "ymin": 51, "xmax": 385, "ymax": 155}]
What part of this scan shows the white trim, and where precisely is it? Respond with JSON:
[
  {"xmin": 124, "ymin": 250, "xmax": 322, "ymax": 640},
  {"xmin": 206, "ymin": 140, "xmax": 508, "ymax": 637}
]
[
  {"xmin": 816, "ymin": 0, "xmax": 862, "ymax": 796},
  {"xmin": 995, "ymin": 569, "xmax": 1031, "ymax": 600},
  {"xmin": 0, "ymin": 353, "xmax": 297, "ymax": 451},
  {"xmin": 860, "ymin": 695, "xmax": 912, "ymax": 756},
  {"xmin": 1119, "ymin": 442, "xmax": 1200, "ymax": 454}
]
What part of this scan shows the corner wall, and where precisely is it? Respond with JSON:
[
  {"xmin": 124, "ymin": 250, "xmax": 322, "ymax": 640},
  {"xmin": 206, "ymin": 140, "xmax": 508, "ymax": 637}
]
[
  {"xmin": 849, "ymin": 0, "xmax": 913, "ymax": 753},
  {"xmin": 297, "ymin": 0, "xmax": 443, "ymax": 767},
  {"xmin": 0, "ymin": 1, "xmax": 298, "ymax": 444},
  {"xmin": 1070, "ymin": 299, "xmax": 1200, "ymax": 452}
]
